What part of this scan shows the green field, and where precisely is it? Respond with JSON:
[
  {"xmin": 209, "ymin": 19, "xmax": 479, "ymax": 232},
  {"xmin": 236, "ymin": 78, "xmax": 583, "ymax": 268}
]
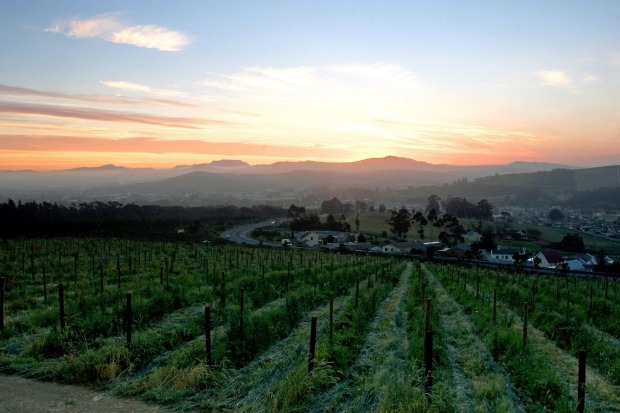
[{"xmin": 1, "ymin": 238, "xmax": 619, "ymax": 412}]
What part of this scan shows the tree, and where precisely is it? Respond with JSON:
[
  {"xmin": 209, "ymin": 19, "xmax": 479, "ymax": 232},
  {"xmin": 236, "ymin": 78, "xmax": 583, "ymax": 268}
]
[
  {"xmin": 555, "ymin": 233, "xmax": 585, "ymax": 252},
  {"xmin": 471, "ymin": 228, "xmax": 497, "ymax": 251},
  {"xmin": 547, "ymin": 208, "xmax": 564, "ymax": 222},
  {"xmin": 287, "ymin": 204, "xmax": 306, "ymax": 218},
  {"xmin": 354, "ymin": 213, "xmax": 360, "ymax": 231},
  {"xmin": 427, "ymin": 208, "xmax": 439, "ymax": 240},
  {"xmin": 412, "ymin": 211, "xmax": 428, "ymax": 239},
  {"xmin": 425, "ymin": 195, "xmax": 442, "ymax": 214},
  {"xmin": 476, "ymin": 199, "xmax": 494, "ymax": 221},
  {"xmin": 436, "ymin": 213, "xmax": 465, "ymax": 247},
  {"xmin": 386, "ymin": 208, "xmax": 411, "ymax": 238},
  {"xmin": 320, "ymin": 197, "xmax": 344, "ymax": 215},
  {"xmin": 378, "ymin": 204, "xmax": 386, "ymax": 213},
  {"xmin": 513, "ymin": 251, "xmax": 529, "ymax": 268}
]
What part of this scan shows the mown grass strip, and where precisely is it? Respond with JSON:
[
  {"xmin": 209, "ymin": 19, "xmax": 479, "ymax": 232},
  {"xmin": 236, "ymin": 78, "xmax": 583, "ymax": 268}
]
[{"xmin": 425, "ymin": 266, "xmax": 524, "ymax": 413}]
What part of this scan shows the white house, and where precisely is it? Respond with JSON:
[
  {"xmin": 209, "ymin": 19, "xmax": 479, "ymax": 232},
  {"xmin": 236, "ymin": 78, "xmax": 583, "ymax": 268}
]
[
  {"xmin": 485, "ymin": 248, "xmax": 525, "ymax": 264},
  {"xmin": 534, "ymin": 251, "xmax": 564, "ymax": 268}
]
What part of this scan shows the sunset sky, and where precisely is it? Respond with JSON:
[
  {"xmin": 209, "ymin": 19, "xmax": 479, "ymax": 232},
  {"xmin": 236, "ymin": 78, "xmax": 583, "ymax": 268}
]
[{"xmin": 1, "ymin": 1, "xmax": 619, "ymax": 170}]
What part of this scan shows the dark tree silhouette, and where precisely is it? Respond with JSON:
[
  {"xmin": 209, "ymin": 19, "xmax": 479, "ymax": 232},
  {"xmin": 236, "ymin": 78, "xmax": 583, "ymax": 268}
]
[
  {"xmin": 386, "ymin": 208, "xmax": 411, "ymax": 238},
  {"xmin": 547, "ymin": 208, "xmax": 564, "ymax": 222}
]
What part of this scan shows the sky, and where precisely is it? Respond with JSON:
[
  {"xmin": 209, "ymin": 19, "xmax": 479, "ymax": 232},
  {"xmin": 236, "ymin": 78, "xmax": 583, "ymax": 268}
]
[{"xmin": 1, "ymin": 1, "xmax": 619, "ymax": 171}]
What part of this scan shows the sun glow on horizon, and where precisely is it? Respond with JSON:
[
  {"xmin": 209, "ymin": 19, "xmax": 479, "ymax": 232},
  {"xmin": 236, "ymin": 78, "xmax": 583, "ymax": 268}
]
[{"xmin": 1, "ymin": 2, "xmax": 619, "ymax": 171}]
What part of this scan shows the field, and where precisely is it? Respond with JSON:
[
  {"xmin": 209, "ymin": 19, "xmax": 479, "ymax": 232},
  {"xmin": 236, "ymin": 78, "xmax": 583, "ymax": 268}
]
[
  {"xmin": 348, "ymin": 212, "xmax": 620, "ymax": 257},
  {"xmin": 1, "ymin": 239, "xmax": 619, "ymax": 412}
]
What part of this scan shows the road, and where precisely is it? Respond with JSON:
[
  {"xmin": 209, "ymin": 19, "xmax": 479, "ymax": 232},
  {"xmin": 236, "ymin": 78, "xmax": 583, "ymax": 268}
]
[{"xmin": 220, "ymin": 220, "xmax": 283, "ymax": 247}]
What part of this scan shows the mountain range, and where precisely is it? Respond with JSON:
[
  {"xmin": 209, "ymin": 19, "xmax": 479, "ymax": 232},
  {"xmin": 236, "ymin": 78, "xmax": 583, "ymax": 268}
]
[{"xmin": 1, "ymin": 156, "xmax": 618, "ymax": 206}]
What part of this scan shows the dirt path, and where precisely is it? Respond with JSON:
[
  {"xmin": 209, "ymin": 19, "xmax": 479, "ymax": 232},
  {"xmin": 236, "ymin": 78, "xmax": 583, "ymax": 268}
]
[{"xmin": 0, "ymin": 375, "xmax": 176, "ymax": 413}]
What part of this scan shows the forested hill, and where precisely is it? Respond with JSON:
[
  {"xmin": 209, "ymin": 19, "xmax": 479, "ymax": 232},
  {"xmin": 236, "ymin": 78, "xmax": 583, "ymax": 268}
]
[{"xmin": 395, "ymin": 165, "xmax": 620, "ymax": 207}]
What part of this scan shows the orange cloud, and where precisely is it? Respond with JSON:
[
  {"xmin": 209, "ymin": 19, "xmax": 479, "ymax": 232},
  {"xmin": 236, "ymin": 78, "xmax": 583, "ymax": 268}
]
[
  {"xmin": 0, "ymin": 102, "xmax": 219, "ymax": 129},
  {"xmin": 0, "ymin": 135, "xmax": 351, "ymax": 159}
]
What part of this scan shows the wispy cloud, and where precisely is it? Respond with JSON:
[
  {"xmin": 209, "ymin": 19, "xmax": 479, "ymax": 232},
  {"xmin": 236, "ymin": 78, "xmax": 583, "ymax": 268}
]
[
  {"xmin": 0, "ymin": 83, "xmax": 196, "ymax": 108},
  {"xmin": 329, "ymin": 63, "xmax": 420, "ymax": 88},
  {"xmin": 203, "ymin": 66, "xmax": 320, "ymax": 92},
  {"xmin": 372, "ymin": 117, "xmax": 543, "ymax": 160},
  {"xmin": 203, "ymin": 63, "xmax": 421, "ymax": 94},
  {"xmin": 535, "ymin": 70, "xmax": 572, "ymax": 87},
  {"xmin": 583, "ymin": 75, "xmax": 598, "ymax": 83},
  {"xmin": 0, "ymin": 101, "xmax": 218, "ymax": 129},
  {"xmin": 101, "ymin": 80, "xmax": 152, "ymax": 93},
  {"xmin": 46, "ymin": 13, "xmax": 189, "ymax": 51}
]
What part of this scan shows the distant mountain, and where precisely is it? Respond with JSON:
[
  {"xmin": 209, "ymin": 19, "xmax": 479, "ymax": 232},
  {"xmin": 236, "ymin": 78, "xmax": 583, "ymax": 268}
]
[
  {"xmin": 0, "ymin": 155, "xmax": 593, "ymax": 205},
  {"xmin": 175, "ymin": 159, "xmax": 250, "ymax": 170},
  {"xmin": 66, "ymin": 164, "xmax": 130, "ymax": 171}
]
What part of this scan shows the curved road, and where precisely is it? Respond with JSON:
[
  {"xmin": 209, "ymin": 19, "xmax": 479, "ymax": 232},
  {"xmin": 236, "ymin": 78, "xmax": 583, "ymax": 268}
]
[{"xmin": 220, "ymin": 220, "xmax": 283, "ymax": 247}]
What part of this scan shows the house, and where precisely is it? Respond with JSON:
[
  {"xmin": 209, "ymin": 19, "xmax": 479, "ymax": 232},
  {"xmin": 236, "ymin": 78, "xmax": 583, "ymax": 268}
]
[
  {"xmin": 297, "ymin": 231, "xmax": 321, "ymax": 247},
  {"xmin": 534, "ymin": 251, "xmax": 564, "ymax": 268},
  {"xmin": 296, "ymin": 231, "xmax": 349, "ymax": 247},
  {"xmin": 463, "ymin": 231, "xmax": 481, "ymax": 243},
  {"xmin": 380, "ymin": 244, "xmax": 404, "ymax": 254},
  {"xmin": 444, "ymin": 243, "xmax": 471, "ymax": 258},
  {"xmin": 485, "ymin": 248, "xmax": 525, "ymax": 264},
  {"xmin": 564, "ymin": 259, "xmax": 585, "ymax": 271},
  {"xmin": 576, "ymin": 253, "xmax": 598, "ymax": 270}
]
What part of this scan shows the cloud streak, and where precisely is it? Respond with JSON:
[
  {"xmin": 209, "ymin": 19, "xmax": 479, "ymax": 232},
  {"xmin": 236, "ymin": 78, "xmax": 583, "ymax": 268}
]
[
  {"xmin": 0, "ymin": 83, "xmax": 196, "ymax": 108},
  {"xmin": 0, "ymin": 135, "xmax": 350, "ymax": 159},
  {"xmin": 46, "ymin": 13, "xmax": 189, "ymax": 51},
  {"xmin": 0, "ymin": 102, "xmax": 218, "ymax": 129}
]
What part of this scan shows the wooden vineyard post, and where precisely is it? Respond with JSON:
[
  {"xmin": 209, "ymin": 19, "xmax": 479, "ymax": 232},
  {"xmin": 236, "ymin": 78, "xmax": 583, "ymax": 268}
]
[
  {"xmin": 117, "ymin": 256, "xmax": 121, "ymax": 288},
  {"xmin": 239, "ymin": 288, "xmax": 244, "ymax": 340},
  {"xmin": 577, "ymin": 350, "xmax": 586, "ymax": 413},
  {"xmin": 43, "ymin": 267, "xmax": 47, "ymax": 302},
  {"xmin": 605, "ymin": 276, "xmax": 608, "ymax": 300},
  {"xmin": 205, "ymin": 306, "xmax": 212, "ymax": 366},
  {"xmin": 425, "ymin": 298, "xmax": 431, "ymax": 333},
  {"xmin": 308, "ymin": 316, "xmax": 317, "ymax": 373},
  {"xmin": 58, "ymin": 283, "xmax": 65, "ymax": 332},
  {"xmin": 99, "ymin": 262, "xmax": 104, "ymax": 293},
  {"xmin": 522, "ymin": 302, "xmax": 528, "ymax": 357},
  {"xmin": 125, "ymin": 292, "xmax": 132, "ymax": 348},
  {"xmin": 493, "ymin": 288, "xmax": 497, "ymax": 324},
  {"xmin": 0, "ymin": 277, "xmax": 4, "ymax": 330},
  {"xmin": 354, "ymin": 279, "xmax": 360, "ymax": 311},
  {"xmin": 421, "ymin": 282, "xmax": 426, "ymax": 306},
  {"xmin": 220, "ymin": 272, "xmax": 226, "ymax": 307},
  {"xmin": 424, "ymin": 330, "xmax": 433, "ymax": 401},
  {"xmin": 329, "ymin": 295, "xmax": 334, "ymax": 345},
  {"xmin": 423, "ymin": 299, "xmax": 431, "ymax": 354}
]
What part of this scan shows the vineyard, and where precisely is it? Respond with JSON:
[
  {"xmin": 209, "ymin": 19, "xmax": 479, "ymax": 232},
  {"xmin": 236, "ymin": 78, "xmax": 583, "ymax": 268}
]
[{"xmin": 0, "ymin": 238, "xmax": 619, "ymax": 412}]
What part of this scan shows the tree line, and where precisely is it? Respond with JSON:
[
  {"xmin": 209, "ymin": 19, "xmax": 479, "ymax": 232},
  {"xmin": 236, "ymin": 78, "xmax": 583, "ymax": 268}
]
[{"xmin": 0, "ymin": 199, "xmax": 286, "ymax": 238}]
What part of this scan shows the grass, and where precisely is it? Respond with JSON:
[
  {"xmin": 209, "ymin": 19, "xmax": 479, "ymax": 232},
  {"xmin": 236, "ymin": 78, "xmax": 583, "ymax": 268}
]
[
  {"xmin": 428, "ymin": 263, "xmax": 620, "ymax": 412},
  {"xmin": 425, "ymin": 267, "xmax": 523, "ymax": 413}
]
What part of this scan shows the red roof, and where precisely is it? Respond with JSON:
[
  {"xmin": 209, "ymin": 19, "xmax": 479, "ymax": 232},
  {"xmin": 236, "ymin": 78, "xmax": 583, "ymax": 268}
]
[{"xmin": 541, "ymin": 250, "xmax": 563, "ymax": 264}]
